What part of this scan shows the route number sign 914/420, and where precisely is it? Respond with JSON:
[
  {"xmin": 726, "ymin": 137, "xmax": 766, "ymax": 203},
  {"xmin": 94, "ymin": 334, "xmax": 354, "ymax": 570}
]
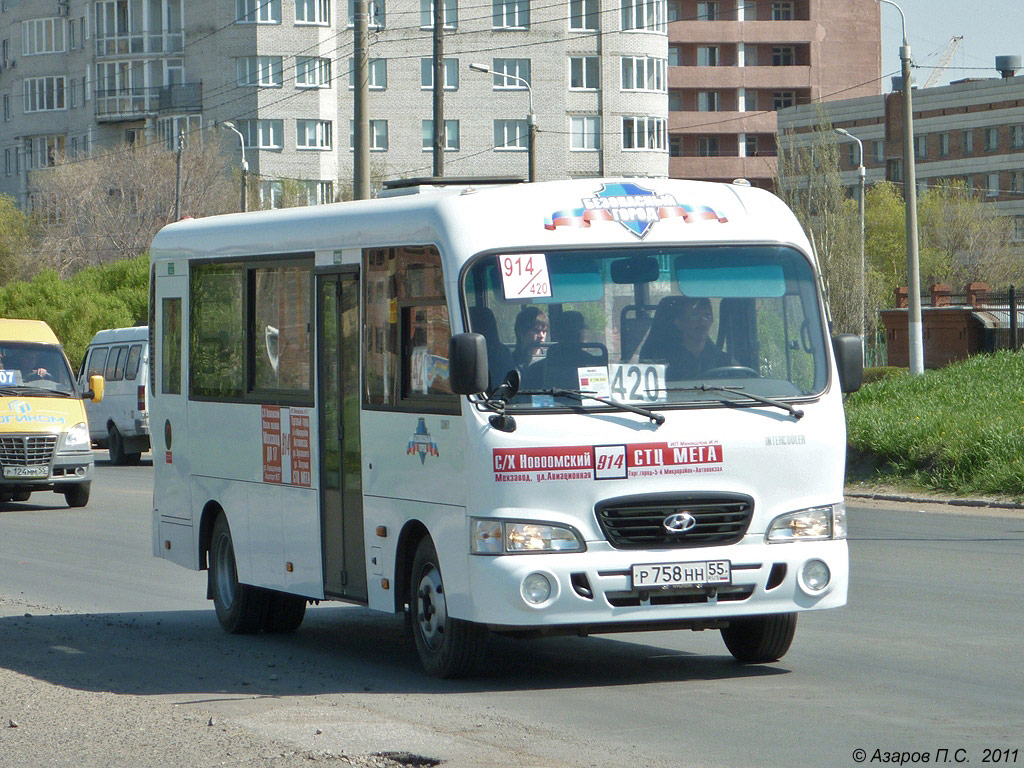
[
  {"xmin": 632, "ymin": 560, "xmax": 731, "ymax": 589},
  {"xmin": 500, "ymin": 254, "xmax": 551, "ymax": 299}
]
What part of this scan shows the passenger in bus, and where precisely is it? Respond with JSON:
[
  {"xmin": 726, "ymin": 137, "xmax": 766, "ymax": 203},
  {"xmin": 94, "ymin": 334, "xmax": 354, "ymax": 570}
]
[
  {"xmin": 524, "ymin": 311, "xmax": 605, "ymax": 390},
  {"xmin": 513, "ymin": 306, "xmax": 549, "ymax": 371},
  {"xmin": 665, "ymin": 297, "xmax": 734, "ymax": 379}
]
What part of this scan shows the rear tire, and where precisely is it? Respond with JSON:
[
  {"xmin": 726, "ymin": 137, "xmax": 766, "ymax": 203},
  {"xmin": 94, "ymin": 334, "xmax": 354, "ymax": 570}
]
[
  {"xmin": 63, "ymin": 483, "xmax": 90, "ymax": 508},
  {"xmin": 721, "ymin": 613, "xmax": 797, "ymax": 663},
  {"xmin": 409, "ymin": 536, "xmax": 488, "ymax": 678},
  {"xmin": 12, "ymin": 490, "xmax": 31, "ymax": 502},
  {"xmin": 209, "ymin": 515, "xmax": 269, "ymax": 634},
  {"xmin": 262, "ymin": 592, "xmax": 307, "ymax": 633},
  {"xmin": 108, "ymin": 425, "xmax": 125, "ymax": 465}
]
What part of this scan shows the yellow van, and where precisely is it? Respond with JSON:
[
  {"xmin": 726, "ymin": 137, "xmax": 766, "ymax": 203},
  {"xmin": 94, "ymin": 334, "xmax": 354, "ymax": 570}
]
[{"xmin": 0, "ymin": 319, "xmax": 103, "ymax": 507}]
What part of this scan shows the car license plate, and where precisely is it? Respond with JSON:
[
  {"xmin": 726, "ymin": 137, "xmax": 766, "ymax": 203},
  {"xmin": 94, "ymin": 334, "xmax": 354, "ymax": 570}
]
[
  {"xmin": 632, "ymin": 560, "xmax": 731, "ymax": 589},
  {"xmin": 3, "ymin": 465, "xmax": 48, "ymax": 479}
]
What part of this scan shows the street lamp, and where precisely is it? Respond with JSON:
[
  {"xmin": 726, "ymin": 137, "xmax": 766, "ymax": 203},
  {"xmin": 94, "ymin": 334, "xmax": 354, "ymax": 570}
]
[
  {"xmin": 835, "ymin": 127, "xmax": 866, "ymax": 343},
  {"xmin": 219, "ymin": 121, "xmax": 248, "ymax": 213},
  {"xmin": 877, "ymin": 0, "xmax": 924, "ymax": 374},
  {"xmin": 469, "ymin": 62, "xmax": 535, "ymax": 182}
]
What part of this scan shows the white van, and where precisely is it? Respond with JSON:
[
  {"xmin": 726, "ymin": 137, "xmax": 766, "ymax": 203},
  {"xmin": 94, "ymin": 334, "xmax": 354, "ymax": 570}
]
[{"xmin": 79, "ymin": 326, "xmax": 150, "ymax": 464}]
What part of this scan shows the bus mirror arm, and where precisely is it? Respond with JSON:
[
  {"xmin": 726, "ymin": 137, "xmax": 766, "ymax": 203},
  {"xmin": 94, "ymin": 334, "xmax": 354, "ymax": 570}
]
[{"xmin": 484, "ymin": 369, "xmax": 521, "ymax": 433}]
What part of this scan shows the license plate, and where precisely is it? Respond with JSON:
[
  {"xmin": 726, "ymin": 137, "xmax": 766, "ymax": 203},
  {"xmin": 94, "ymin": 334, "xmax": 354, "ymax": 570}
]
[
  {"xmin": 632, "ymin": 560, "xmax": 731, "ymax": 589},
  {"xmin": 3, "ymin": 465, "xmax": 48, "ymax": 479}
]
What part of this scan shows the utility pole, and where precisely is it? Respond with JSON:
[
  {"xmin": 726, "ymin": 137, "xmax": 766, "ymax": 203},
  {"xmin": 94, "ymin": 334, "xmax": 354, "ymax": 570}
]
[
  {"xmin": 173, "ymin": 131, "xmax": 183, "ymax": 221},
  {"xmin": 353, "ymin": 0, "xmax": 371, "ymax": 200},
  {"xmin": 432, "ymin": 0, "xmax": 444, "ymax": 176}
]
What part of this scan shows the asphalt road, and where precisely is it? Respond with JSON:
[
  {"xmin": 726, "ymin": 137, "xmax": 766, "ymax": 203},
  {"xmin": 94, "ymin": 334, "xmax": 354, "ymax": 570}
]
[{"xmin": 1, "ymin": 456, "xmax": 1022, "ymax": 768}]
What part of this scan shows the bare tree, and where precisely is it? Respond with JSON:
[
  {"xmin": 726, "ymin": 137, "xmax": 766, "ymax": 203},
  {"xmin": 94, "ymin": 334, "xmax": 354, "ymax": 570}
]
[{"xmin": 26, "ymin": 136, "xmax": 236, "ymax": 276}]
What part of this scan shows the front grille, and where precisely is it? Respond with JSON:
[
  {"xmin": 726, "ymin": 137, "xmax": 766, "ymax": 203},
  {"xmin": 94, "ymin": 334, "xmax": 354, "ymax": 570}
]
[
  {"xmin": 606, "ymin": 585, "xmax": 755, "ymax": 607},
  {"xmin": 0, "ymin": 434, "xmax": 58, "ymax": 467},
  {"xmin": 595, "ymin": 493, "xmax": 753, "ymax": 550}
]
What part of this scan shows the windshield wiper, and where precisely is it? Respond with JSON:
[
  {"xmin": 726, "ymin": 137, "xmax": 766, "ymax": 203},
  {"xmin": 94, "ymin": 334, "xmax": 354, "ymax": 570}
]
[
  {"xmin": 520, "ymin": 387, "xmax": 665, "ymax": 426},
  {"xmin": 0, "ymin": 385, "xmax": 72, "ymax": 398},
  {"xmin": 670, "ymin": 384, "xmax": 804, "ymax": 420}
]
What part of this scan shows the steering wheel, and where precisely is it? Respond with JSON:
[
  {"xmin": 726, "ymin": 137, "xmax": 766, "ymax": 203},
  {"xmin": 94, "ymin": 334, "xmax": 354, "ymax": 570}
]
[{"xmin": 702, "ymin": 366, "xmax": 758, "ymax": 379}]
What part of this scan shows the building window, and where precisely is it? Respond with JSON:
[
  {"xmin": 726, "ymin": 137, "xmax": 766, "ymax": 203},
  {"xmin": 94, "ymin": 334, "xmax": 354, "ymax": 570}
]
[
  {"xmin": 620, "ymin": 56, "xmax": 666, "ymax": 92},
  {"xmin": 420, "ymin": 0, "xmax": 457, "ymax": 28},
  {"xmin": 986, "ymin": 172, "xmax": 999, "ymax": 197},
  {"xmin": 22, "ymin": 18, "xmax": 66, "ymax": 55},
  {"xmin": 621, "ymin": 0, "xmax": 666, "ymax": 32},
  {"xmin": 669, "ymin": 135, "xmax": 683, "ymax": 157},
  {"xmin": 2, "ymin": 94, "xmax": 9, "ymax": 121},
  {"xmin": 696, "ymin": 1, "xmax": 718, "ymax": 20},
  {"xmin": 938, "ymin": 132, "xmax": 950, "ymax": 156},
  {"xmin": 569, "ymin": 56, "xmax": 599, "ymax": 89},
  {"xmin": 668, "ymin": 89, "xmax": 682, "ymax": 110},
  {"xmin": 772, "ymin": 91, "xmax": 794, "ymax": 110},
  {"xmin": 771, "ymin": 46, "xmax": 795, "ymax": 66},
  {"xmin": 697, "ymin": 136, "xmax": 719, "ymax": 156},
  {"xmin": 697, "ymin": 90, "xmax": 719, "ymax": 111},
  {"xmin": 237, "ymin": 119, "xmax": 284, "ymax": 149},
  {"xmin": 622, "ymin": 116, "xmax": 666, "ymax": 150},
  {"xmin": 666, "ymin": 0, "xmax": 681, "ymax": 21},
  {"xmin": 297, "ymin": 119, "xmax": 333, "ymax": 149},
  {"xmin": 985, "ymin": 127, "xmax": 999, "ymax": 151},
  {"xmin": 493, "ymin": 0, "xmax": 529, "ymax": 28},
  {"xmin": 668, "ymin": 45, "xmax": 681, "ymax": 66},
  {"xmin": 350, "ymin": 120, "xmax": 389, "ymax": 151},
  {"xmin": 23, "ymin": 76, "xmax": 66, "ymax": 112},
  {"xmin": 237, "ymin": 56, "xmax": 284, "ymax": 87},
  {"xmin": 570, "ymin": 115, "xmax": 600, "ymax": 150},
  {"xmin": 697, "ymin": 46, "xmax": 719, "ymax": 66},
  {"xmin": 296, "ymin": 57, "xmax": 331, "ymax": 87},
  {"xmin": 915, "ymin": 134, "xmax": 926, "ymax": 159},
  {"xmin": 743, "ymin": 90, "xmax": 757, "ymax": 110},
  {"xmin": 494, "ymin": 119, "xmax": 529, "ymax": 150},
  {"xmin": 745, "ymin": 135, "xmax": 759, "ymax": 157},
  {"xmin": 873, "ymin": 140, "xmax": 884, "ymax": 163},
  {"xmin": 570, "ymin": 0, "xmax": 598, "ymax": 29},
  {"xmin": 963, "ymin": 129, "xmax": 973, "ymax": 153},
  {"xmin": 346, "ymin": 0, "xmax": 385, "ymax": 28},
  {"xmin": 296, "ymin": 0, "xmax": 330, "ymax": 24},
  {"xmin": 1013, "ymin": 216, "xmax": 1024, "ymax": 242},
  {"xmin": 236, "ymin": 0, "xmax": 281, "ymax": 22},
  {"xmin": 771, "ymin": 2, "xmax": 793, "ymax": 20},
  {"xmin": 492, "ymin": 58, "xmax": 531, "ymax": 88},
  {"xmin": 421, "ymin": 119, "xmax": 460, "ymax": 150},
  {"xmin": 4, "ymin": 148, "xmax": 11, "ymax": 176},
  {"xmin": 1010, "ymin": 170, "xmax": 1023, "ymax": 194},
  {"xmin": 420, "ymin": 58, "xmax": 458, "ymax": 89},
  {"xmin": 1012, "ymin": 125, "xmax": 1024, "ymax": 149},
  {"xmin": 349, "ymin": 58, "xmax": 387, "ymax": 89}
]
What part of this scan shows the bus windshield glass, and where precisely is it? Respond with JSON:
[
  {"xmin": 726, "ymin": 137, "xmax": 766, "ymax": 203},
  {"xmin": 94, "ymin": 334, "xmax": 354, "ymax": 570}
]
[
  {"xmin": 463, "ymin": 245, "xmax": 829, "ymax": 409},
  {"xmin": 0, "ymin": 342, "xmax": 76, "ymax": 395}
]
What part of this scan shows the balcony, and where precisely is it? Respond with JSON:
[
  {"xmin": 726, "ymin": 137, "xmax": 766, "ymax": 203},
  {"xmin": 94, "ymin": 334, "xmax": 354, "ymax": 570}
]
[
  {"xmin": 668, "ymin": 20, "xmax": 819, "ymax": 45},
  {"xmin": 669, "ymin": 65, "xmax": 812, "ymax": 90},
  {"xmin": 669, "ymin": 154, "xmax": 778, "ymax": 183},
  {"xmin": 95, "ymin": 83, "xmax": 202, "ymax": 122},
  {"xmin": 669, "ymin": 110, "xmax": 778, "ymax": 134}
]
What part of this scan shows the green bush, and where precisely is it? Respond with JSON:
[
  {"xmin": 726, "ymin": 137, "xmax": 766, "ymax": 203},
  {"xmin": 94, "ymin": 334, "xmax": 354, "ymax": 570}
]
[
  {"xmin": 861, "ymin": 366, "xmax": 909, "ymax": 386},
  {"xmin": 846, "ymin": 351, "xmax": 1024, "ymax": 498},
  {"xmin": 0, "ymin": 255, "xmax": 148, "ymax": 368}
]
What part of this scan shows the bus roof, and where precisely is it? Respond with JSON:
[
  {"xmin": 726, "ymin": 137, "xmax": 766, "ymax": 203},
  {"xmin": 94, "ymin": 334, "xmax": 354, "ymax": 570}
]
[
  {"xmin": 0, "ymin": 319, "xmax": 61, "ymax": 345},
  {"xmin": 150, "ymin": 178, "xmax": 811, "ymax": 267}
]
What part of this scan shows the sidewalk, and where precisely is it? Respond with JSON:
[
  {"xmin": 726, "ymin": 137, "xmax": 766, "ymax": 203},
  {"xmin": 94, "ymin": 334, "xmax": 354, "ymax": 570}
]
[{"xmin": 845, "ymin": 483, "xmax": 1024, "ymax": 511}]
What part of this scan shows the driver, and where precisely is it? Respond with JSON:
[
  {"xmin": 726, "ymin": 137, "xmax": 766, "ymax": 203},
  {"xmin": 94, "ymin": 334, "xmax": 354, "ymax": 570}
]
[
  {"xmin": 23, "ymin": 351, "xmax": 51, "ymax": 381},
  {"xmin": 667, "ymin": 297, "xmax": 734, "ymax": 379}
]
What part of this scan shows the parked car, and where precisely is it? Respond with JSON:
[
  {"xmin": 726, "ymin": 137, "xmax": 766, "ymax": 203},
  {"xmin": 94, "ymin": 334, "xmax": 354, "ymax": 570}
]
[{"xmin": 79, "ymin": 326, "xmax": 150, "ymax": 464}]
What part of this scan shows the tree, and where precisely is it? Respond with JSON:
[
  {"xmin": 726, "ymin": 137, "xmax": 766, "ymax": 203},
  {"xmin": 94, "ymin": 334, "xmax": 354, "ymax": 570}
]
[
  {"xmin": 0, "ymin": 194, "xmax": 31, "ymax": 284},
  {"xmin": 775, "ymin": 109, "xmax": 862, "ymax": 336},
  {"xmin": 26, "ymin": 136, "xmax": 237, "ymax": 276}
]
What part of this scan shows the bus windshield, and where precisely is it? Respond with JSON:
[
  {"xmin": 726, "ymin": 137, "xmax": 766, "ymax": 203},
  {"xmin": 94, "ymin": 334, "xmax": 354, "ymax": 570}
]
[
  {"xmin": 463, "ymin": 245, "xmax": 829, "ymax": 410},
  {"xmin": 0, "ymin": 342, "xmax": 76, "ymax": 395}
]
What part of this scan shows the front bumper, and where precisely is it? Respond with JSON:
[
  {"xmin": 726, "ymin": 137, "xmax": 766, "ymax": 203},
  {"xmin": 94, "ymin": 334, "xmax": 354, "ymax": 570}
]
[
  {"xmin": 462, "ymin": 536, "xmax": 848, "ymax": 630},
  {"xmin": 0, "ymin": 449, "xmax": 94, "ymax": 489}
]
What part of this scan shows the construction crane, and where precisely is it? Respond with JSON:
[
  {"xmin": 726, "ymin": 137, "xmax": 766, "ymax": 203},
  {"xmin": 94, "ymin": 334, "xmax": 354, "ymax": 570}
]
[{"xmin": 924, "ymin": 35, "xmax": 964, "ymax": 88}]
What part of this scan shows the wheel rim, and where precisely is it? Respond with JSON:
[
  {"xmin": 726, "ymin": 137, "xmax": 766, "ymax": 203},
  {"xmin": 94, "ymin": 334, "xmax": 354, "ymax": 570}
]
[
  {"xmin": 212, "ymin": 533, "xmax": 237, "ymax": 609},
  {"xmin": 415, "ymin": 562, "xmax": 447, "ymax": 652}
]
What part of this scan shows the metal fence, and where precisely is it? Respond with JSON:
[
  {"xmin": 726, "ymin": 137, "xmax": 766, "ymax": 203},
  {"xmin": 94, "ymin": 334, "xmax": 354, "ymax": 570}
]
[{"xmin": 917, "ymin": 285, "xmax": 1022, "ymax": 353}]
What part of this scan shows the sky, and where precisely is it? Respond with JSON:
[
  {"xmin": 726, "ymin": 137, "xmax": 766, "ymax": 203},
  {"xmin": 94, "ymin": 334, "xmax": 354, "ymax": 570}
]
[{"xmin": 879, "ymin": 0, "xmax": 1024, "ymax": 90}]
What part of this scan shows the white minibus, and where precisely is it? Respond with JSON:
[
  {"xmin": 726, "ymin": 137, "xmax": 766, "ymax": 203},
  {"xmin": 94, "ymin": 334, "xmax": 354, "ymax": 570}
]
[{"xmin": 149, "ymin": 178, "xmax": 862, "ymax": 677}]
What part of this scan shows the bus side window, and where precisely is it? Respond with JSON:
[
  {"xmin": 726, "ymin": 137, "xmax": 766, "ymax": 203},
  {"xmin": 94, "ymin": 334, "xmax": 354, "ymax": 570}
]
[
  {"xmin": 105, "ymin": 346, "xmax": 126, "ymax": 381},
  {"xmin": 87, "ymin": 347, "xmax": 108, "ymax": 379},
  {"xmin": 162, "ymin": 297, "xmax": 182, "ymax": 395}
]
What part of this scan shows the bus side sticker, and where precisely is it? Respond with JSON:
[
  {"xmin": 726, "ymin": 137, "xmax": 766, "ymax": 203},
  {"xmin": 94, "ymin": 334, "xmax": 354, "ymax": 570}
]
[
  {"xmin": 261, "ymin": 405, "xmax": 312, "ymax": 487},
  {"xmin": 493, "ymin": 441, "xmax": 723, "ymax": 483}
]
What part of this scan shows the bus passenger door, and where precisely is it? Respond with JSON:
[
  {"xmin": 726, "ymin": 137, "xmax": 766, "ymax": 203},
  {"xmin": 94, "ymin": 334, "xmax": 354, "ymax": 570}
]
[{"xmin": 317, "ymin": 272, "xmax": 366, "ymax": 600}]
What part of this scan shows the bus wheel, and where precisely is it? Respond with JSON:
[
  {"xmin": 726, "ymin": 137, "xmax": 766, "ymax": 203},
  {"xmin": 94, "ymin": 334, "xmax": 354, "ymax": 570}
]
[
  {"xmin": 410, "ymin": 537, "xmax": 488, "ymax": 678},
  {"xmin": 721, "ymin": 613, "xmax": 797, "ymax": 663},
  {"xmin": 63, "ymin": 483, "xmax": 90, "ymax": 508},
  {"xmin": 262, "ymin": 592, "xmax": 307, "ymax": 633},
  {"xmin": 108, "ymin": 425, "xmax": 126, "ymax": 465},
  {"xmin": 209, "ymin": 515, "xmax": 268, "ymax": 634}
]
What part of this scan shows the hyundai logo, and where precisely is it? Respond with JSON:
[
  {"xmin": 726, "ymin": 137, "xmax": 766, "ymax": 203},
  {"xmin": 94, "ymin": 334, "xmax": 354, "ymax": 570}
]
[{"xmin": 663, "ymin": 512, "xmax": 698, "ymax": 535}]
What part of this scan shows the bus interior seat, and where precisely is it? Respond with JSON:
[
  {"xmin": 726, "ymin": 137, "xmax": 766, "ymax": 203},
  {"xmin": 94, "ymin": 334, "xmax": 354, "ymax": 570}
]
[
  {"xmin": 619, "ymin": 303, "xmax": 657, "ymax": 361},
  {"xmin": 468, "ymin": 306, "xmax": 516, "ymax": 391}
]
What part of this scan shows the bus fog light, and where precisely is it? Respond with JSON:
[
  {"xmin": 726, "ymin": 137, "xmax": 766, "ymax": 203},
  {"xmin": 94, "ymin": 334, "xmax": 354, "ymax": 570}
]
[
  {"xmin": 521, "ymin": 572, "xmax": 552, "ymax": 605},
  {"xmin": 800, "ymin": 560, "xmax": 830, "ymax": 592}
]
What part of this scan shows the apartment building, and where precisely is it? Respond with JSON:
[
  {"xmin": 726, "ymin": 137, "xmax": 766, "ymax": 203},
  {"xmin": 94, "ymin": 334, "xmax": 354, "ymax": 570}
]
[
  {"xmin": 0, "ymin": 0, "xmax": 676, "ymax": 209},
  {"xmin": 666, "ymin": 0, "xmax": 881, "ymax": 187},
  {"xmin": 777, "ymin": 68, "xmax": 1024, "ymax": 242}
]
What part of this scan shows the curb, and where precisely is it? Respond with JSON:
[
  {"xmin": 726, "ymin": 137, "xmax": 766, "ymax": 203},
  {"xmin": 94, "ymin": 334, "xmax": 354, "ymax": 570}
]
[{"xmin": 845, "ymin": 490, "xmax": 1024, "ymax": 511}]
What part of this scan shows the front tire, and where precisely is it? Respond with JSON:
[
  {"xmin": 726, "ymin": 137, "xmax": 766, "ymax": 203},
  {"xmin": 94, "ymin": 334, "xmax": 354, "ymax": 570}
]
[
  {"xmin": 410, "ymin": 537, "xmax": 488, "ymax": 678},
  {"xmin": 209, "ymin": 515, "xmax": 269, "ymax": 634},
  {"xmin": 262, "ymin": 592, "xmax": 307, "ymax": 633},
  {"xmin": 63, "ymin": 483, "xmax": 90, "ymax": 508},
  {"xmin": 721, "ymin": 613, "xmax": 797, "ymax": 663}
]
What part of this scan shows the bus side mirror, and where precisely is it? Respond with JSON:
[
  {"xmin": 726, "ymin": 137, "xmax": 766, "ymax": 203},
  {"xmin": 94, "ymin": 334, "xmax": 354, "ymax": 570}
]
[
  {"xmin": 831, "ymin": 334, "xmax": 863, "ymax": 394},
  {"xmin": 84, "ymin": 374, "xmax": 104, "ymax": 403},
  {"xmin": 449, "ymin": 333, "xmax": 488, "ymax": 395}
]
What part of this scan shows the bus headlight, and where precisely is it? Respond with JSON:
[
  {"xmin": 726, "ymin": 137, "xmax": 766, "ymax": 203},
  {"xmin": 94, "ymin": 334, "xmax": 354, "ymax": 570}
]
[
  {"xmin": 62, "ymin": 422, "xmax": 91, "ymax": 452},
  {"xmin": 471, "ymin": 518, "xmax": 584, "ymax": 554},
  {"xmin": 766, "ymin": 503, "xmax": 846, "ymax": 543}
]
